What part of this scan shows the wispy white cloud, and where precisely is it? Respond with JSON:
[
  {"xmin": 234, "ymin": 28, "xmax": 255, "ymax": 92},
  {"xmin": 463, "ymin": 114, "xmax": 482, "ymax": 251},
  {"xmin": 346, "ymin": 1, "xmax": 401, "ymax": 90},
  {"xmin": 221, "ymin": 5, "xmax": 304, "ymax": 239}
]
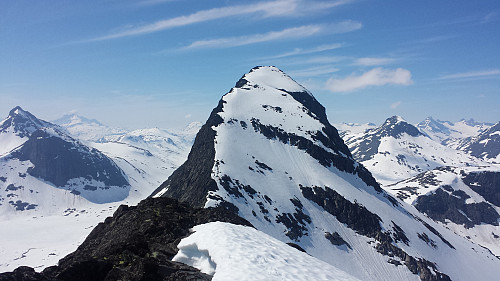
[
  {"xmin": 412, "ymin": 35, "xmax": 456, "ymax": 45},
  {"xmin": 135, "ymin": 0, "xmax": 177, "ymax": 6},
  {"xmin": 438, "ymin": 69, "xmax": 500, "ymax": 80},
  {"xmin": 288, "ymin": 65, "xmax": 339, "ymax": 77},
  {"xmin": 390, "ymin": 101, "xmax": 402, "ymax": 109},
  {"xmin": 354, "ymin": 57, "xmax": 397, "ymax": 66},
  {"xmin": 184, "ymin": 21, "xmax": 361, "ymax": 49},
  {"xmin": 326, "ymin": 67, "xmax": 413, "ymax": 93},
  {"xmin": 480, "ymin": 11, "xmax": 498, "ymax": 24},
  {"xmin": 86, "ymin": 0, "xmax": 352, "ymax": 42},
  {"xmin": 262, "ymin": 43, "xmax": 344, "ymax": 60}
]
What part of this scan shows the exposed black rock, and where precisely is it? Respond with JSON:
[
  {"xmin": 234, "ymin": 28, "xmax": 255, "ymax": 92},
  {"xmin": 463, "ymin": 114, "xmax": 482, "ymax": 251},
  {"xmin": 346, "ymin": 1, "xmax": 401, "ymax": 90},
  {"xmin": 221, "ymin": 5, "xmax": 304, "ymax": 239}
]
[
  {"xmin": 418, "ymin": 233, "xmax": 437, "ymax": 248},
  {"xmin": 459, "ymin": 122, "xmax": 500, "ymax": 161},
  {"xmin": 254, "ymin": 160, "xmax": 272, "ymax": 171},
  {"xmin": 462, "ymin": 171, "xmax": 500, "ymax": 207},
  {"xmin": 0, "ymin": 197, "xmax": 252, "ymax": 281},
  {"xmin": 286, "ymin": 243, "xmax": 307, "ymax": 253},
  {"xmin": 391, "ymin": 222, "xmax": 410, "ymax": 246},
  {"xmin": 415, "ymin": 187, "xmax": 499, "ymax": 228},
  {"xmin": 11, "ymin": 129, "xmax": 128, "ymax": 189},
  {"xmin": 413, "ymin": 217, "xmax": 454, "ymax": 249},
  {"xmin": 8, "ymin": 200, "xmax": 37, "ymax": 211},
  {"xmin": 325, "ymin": 232, "xmax": 352, "ymax": 249},
  {"xmin": 275, "ymin": 204, "xmax": 311, "ymax": 241},
  {"xmin": 300, "ymin": 185, "xmax": 382, "ymax": 237},
  {"xmin": 151, "ymin": 99, "xmax": 224, "ymax": 208},
  {"xmin": 5, "ymin": 184, "xmax": 23, "ymax": 191},
  {"xmin": 250, "ymin": 118, "xmax": 381, "ymax": 192},
  {"xmin": 301, "ymin": 185, "xmax": 451, "ymax": 281}
]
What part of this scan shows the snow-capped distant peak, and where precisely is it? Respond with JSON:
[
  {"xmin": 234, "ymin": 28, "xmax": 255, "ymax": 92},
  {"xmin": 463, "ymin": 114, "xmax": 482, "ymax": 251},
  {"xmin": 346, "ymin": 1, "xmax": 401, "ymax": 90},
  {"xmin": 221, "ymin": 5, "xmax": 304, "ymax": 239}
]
[
  {"xmin": 376, "ymin": 115, "xmax": 422, "ymax": 138},
  {"xmin": 53, "ymin": 114, "xmax": 103, "ymax": 128},
  {"xmin": 385, "ymin": 115, "xmax": 406, "ymax": 124},
  {"xmin": 53, "ymin": 114, "xmax": 126, "ymax": 141}
]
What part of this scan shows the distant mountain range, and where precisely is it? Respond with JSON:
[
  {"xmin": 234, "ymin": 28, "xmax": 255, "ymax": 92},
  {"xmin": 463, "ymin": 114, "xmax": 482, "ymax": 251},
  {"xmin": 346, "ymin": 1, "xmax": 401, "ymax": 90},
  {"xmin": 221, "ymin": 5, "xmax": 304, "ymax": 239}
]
[
  {"xmin": 416, "ymin": 117, "xmax": 493, "ymax": 148},
  {"xmin": 343, "ymin": 116, "xmax": 487, "ymax": 185},
  {"xmin": 0, "ymin": 67, "xmax": 499, "ymax": 280}
]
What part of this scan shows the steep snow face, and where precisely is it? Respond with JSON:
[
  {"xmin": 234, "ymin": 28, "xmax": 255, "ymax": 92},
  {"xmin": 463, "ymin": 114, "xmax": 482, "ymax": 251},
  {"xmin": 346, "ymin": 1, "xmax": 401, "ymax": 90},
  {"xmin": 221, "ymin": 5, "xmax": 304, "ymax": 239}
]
[
  {"xmin": 458, "ymin": 122, "xmax": 500, "ymax": 163},
  {"xmin": 155, "ymin": 66, "xmax": 500, "ymax": 281},
  {"xmin": 417, "ymin": 117, "xmax": 493, "ymax": 148},
  {"xmin": 388, "ymin": 165, "xmax": 500, "ymax": 256},
  {"xmin": 53, "ymin": 114, "xmax": 127, "ymax": 142},
  {"xmin": 347, "ymin": 116, "xmax": 485, "ymax": 185},
  {"xmin": 173, "ymin": 222, "xmax": 359, "ymax": 281}
]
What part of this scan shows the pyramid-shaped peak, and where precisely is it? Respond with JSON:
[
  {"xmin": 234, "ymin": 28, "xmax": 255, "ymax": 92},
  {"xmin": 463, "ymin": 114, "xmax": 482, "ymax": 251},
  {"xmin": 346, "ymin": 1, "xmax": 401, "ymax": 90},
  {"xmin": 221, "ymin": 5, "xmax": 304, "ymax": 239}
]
[
  {"xmin": 1, "ymin": 106, "xmax": 52, "ymax": 138},
  {"xmin": 379, "ymin": 115, "xmax": 422, "ymax": 137},
  {"xmin": 236, "ymin": 66, "xmax": 310, "ymax": 94},
  {"xmin": 9, "ymin": 106, "xmax": 29, "ymax": 117},
  {"xmin": 384, "ymin": 115, "xmax": 408, "ymax": 124}
]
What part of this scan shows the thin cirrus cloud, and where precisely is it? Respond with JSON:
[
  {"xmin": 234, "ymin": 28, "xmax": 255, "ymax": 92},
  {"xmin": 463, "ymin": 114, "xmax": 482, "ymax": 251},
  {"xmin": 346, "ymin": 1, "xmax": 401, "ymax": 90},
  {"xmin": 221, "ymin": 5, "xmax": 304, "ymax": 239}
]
[
  {"xmin": 438, "ymin": 69, "xmax": 500, "ymax": 80},
  {"xmin": 325, "ymin": 67, "xmax": 413, "ymax": 93},
  {"xmin": 354, "ymin": 57, "xmax": 397, "ymax": 66},
  {"xmin": 261, "ymin": 43, "xmax": 344, "ymax": 60},
  {"xmin": 288, "ymin": 65, "xmax": 340, "ymax": 77},
  {"xmin": 183, "ymin": 21, "xmax": 362, "ymax": 49},
  {"xmin": 390, "ymin": 101, "xmax": 402, "ymax": 109},
  {"xmin": 86, "ymin": 0, "xmax": 352, "ymax": 42}
]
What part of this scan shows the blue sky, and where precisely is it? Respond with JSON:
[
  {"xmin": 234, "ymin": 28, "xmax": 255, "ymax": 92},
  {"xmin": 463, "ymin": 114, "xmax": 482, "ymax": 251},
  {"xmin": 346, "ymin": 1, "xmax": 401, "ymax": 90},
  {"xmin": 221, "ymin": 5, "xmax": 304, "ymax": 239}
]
[{"xmin": 1, "ymin": 0, "xmax": 499, "ymax": 129}]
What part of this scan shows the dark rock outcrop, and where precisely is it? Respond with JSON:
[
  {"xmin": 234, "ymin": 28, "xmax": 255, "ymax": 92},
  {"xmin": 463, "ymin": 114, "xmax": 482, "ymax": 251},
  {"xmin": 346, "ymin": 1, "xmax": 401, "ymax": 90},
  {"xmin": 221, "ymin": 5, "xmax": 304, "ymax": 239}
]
[
  {"xmin": 462, "ymin": 171, "xmax": 500, "ymax": 207},
  {"xmin": 0, "ymin": 197, "xmax": 252, "ymax": 281},
  {"xmin": 12, "ymin": 129, "xmax": 128, "ymax": 188},
  {"xmin": 415, "ymin": 187, "xmax": 499, "ymax": 228},
  {"xmin": 151, "ymin": 100, "xmax": 224, "ymax": 208},
  {"xmin": 301, "ymin": 185, "xmax": 451, "ymax": 281}
]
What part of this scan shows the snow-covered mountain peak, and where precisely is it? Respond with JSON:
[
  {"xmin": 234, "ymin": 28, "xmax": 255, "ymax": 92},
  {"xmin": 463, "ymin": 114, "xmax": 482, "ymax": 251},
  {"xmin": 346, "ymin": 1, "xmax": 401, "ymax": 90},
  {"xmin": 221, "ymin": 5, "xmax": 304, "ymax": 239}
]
[
  {"xmin": 152, "ymin": 67, "xmax": 500, "ymax": 280},
  {"xmin": 0, "ymin": 106, "xmax": 51, "ymax": 138},
  {"xmin": 373, "ymin": 115, "xmax": 422, "ymax": 139},
  {"xmin": 458, "ymin": 121, "xmax": 500, "ymax": 162},
  {"xmin": 459, "ymin": 118, "xmax": 479, "ymax": 127},
  {"xmin": 417, "ymin": 117, "xmax": 451, "ymax": 135},
  {"xmin": 237, "ymin": 66, "xmax": 310, "ymax": 95},
  {"xmin": 53, "ymin": 113, "xmax": 103, "ymax": 128}
]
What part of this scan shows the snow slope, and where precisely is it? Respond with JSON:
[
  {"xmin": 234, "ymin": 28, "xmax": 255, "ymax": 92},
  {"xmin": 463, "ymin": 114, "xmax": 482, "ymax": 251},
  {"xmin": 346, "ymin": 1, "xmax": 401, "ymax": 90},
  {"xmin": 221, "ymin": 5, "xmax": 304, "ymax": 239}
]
[
  {"xmin": 154, "ymin": 66, "xmax": 500, "ymax": 281},
  {"xmin": 457, "ymin": 122, "xmax": 500, "ymax": 163},
  {"xmin": 173, "ymin": 221, "xmax": 359, "ymax": 281},
  {"xmin": 346, "ymin": 116, "xmax": 485, "ymax": 185},
  {"xmin": 387, "ymin": 165, "xmax": 500, "ymax": 256}
]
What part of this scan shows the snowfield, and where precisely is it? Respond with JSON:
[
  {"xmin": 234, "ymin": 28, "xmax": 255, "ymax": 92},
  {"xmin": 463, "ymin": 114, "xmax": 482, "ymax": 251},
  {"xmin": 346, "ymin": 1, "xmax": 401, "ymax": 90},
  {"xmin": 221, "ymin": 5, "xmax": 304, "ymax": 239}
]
[{"xmin": 173, "ymin": 222, "xmax": 359, "ymax": 281}]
